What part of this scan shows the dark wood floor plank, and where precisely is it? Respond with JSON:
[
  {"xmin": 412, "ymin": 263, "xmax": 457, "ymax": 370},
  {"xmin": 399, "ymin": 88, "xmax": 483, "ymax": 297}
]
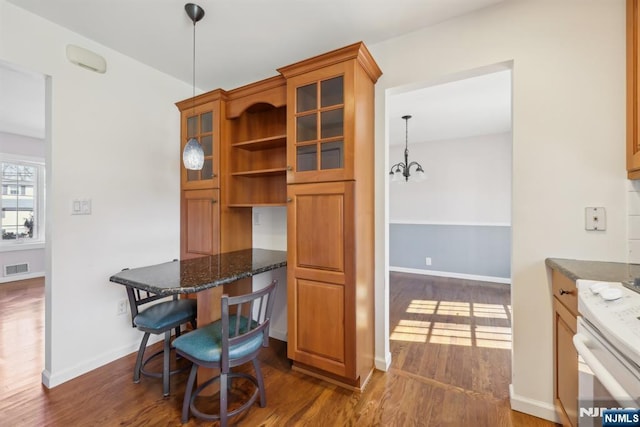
[{"xmin": 0, "ymin": 274, "xmax": 558, "ymax": 426}]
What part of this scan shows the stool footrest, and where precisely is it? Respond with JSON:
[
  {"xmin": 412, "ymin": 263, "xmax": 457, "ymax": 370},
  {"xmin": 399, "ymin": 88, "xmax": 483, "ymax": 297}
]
[
  {"xmin": 189, "ymin": 372, "xmax": 260, "ymax": 422},
  {"xmin": 140, "ymin": 347, "xmax": 190, "ymax": 379}
]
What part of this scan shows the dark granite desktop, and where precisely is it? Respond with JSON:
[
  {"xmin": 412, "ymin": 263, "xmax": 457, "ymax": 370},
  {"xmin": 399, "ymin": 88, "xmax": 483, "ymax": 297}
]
[{"xmin": 109, "ymin": 248, "xmax": 287, "ymax": 296}]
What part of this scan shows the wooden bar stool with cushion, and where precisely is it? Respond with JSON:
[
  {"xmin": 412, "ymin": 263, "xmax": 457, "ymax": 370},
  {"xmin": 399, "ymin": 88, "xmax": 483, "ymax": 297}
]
[
  {"xmin": 173, "ymin": 280, "xmax": 277, "ymax": 426},
  {"xmin": 125, "ymin": 284, "xmax": 197, "ymax": 397}
]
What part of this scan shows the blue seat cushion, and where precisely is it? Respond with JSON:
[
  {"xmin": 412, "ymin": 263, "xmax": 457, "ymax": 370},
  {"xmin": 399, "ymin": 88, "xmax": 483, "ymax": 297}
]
[
  {"xmin": 173, "ymin": 315, "xmax": 262, "ymax": 363},
  {"xmin": 134, "ymin": 299, "xmax": 196, "ymax": 333}
]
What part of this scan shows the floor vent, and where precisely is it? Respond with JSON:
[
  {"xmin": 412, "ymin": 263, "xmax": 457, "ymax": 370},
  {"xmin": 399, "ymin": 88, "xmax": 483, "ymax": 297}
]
[{"xmin": 4, "ymin": 263, "xmax": 29, "ymax": 276}]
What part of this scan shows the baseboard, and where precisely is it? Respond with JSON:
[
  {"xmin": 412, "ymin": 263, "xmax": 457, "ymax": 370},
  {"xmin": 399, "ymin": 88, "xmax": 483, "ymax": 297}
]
[
  {"xmin": 509, "ymin": 384, "xmax": 561, "ymax": 423},
  {"xmin": 375, "ymin": 351, "xmax": 392, "ymax": 372},
  {"xmin": 389, "ymin": 266, "xmax": 511, "ymax": 285},
  {"xmin": 0, "ymin": 271, "xmax": 45, "ymax": 284},
  {"xmin": 270, "ymin": 327, "xmax": 287, "ymax": 342},
  {"xmin": 41, "ymin": 334, "xmax": 163, "ymax": 389}
]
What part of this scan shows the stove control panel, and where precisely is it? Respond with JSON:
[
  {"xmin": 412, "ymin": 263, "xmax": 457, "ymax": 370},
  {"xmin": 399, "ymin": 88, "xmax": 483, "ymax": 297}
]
[{"xmin": 577, "ymin": 279, "xmax": 640, "ymax": 366}]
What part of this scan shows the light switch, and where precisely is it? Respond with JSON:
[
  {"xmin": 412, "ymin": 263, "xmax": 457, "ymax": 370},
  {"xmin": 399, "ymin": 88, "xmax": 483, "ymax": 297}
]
[
  {"xmin": 585, "ymin": 207, "xmax": 606, "ymax": 231},
  {"xmin": 72, "ymin": 199, "xmax": 92, "ymax": 215},
  {"xmin": 72, "ymin": 200, "xmax": 82, "ymax": 214}
]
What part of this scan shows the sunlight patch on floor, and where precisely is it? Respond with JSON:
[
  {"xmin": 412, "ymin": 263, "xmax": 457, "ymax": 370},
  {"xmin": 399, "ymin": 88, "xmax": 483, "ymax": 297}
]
[{"xmin": 391, "ymin": 299, "xmax": 512, "ymax": 349}]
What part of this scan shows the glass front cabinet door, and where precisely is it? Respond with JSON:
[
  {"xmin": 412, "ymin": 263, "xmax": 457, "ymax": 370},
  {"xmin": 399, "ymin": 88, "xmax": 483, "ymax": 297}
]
[
  {"xmin": 284, "ymin": 62, "xmax": 354, "ymax": 184},
  {"xmin": 176, "ymin": 92, "xmax": 223, "ymax": 190}
]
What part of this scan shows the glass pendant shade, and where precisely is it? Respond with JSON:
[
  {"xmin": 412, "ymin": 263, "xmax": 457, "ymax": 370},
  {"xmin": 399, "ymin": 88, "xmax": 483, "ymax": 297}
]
[{"xmin": 183, "ymin": 137, "xmax": 204, "ymax": 170}]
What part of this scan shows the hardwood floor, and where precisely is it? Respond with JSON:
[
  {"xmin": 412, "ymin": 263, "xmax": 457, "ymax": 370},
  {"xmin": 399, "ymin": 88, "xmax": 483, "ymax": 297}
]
[{"xmin": 0, "ymin": 273, "xmax": 558, "ymax": 426}]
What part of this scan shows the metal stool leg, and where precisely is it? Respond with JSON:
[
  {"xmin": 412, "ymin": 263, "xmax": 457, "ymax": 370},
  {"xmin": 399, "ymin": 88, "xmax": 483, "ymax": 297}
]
[
  {"xmin": 163, "ymin": 330, "xmax": 171, "ymax": 397},
  {"xmin": 134, "ymin": 332, "xmax": 151, "ymax": 383}
]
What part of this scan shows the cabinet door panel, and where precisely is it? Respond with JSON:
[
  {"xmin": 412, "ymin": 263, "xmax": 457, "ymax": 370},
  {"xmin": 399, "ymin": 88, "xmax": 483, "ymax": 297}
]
[
  {"xmin": 286, "ymin": 63, "xmax": 352, "ymax": 183},
  {"xmin": 295, "ymin": 192, "xmax": 344, "ymax": 272},
  {"xmin": 181, "ymin": 189, "xmax": 219, "ymax": 258},
  {"xmin": 295, "ymin": 279, "xmax": 345, "ymax": 362},
  {"xmin": 287, "ymin": 181, "xmax": 355, "ymax": 378},
  {"xmin": 554, "ymin": 298, "xmax": 578, "ymax": 427},
  {"xmin": 628, "ymin": 0, "xmax": 640, "ymax": 177},
  {"xmin": 180, "ymin": 101, "xmax": 221, "ymax": 189}
]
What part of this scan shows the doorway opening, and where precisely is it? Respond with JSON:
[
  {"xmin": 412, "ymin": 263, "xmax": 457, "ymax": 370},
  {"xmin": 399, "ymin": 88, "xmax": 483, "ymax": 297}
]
[{"xmin": 384, "ymin": 64, "xmax": 513, "ymax": 400}]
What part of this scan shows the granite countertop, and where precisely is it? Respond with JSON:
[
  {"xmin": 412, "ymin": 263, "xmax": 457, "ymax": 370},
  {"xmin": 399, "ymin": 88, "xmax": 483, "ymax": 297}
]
[
  {"xmin": 109, "ymin": 248, "xmax": 287, "ymax": 296},
  {"xmin": 546, "ymin": 258, "xmax": 640, "ymax": 284}
]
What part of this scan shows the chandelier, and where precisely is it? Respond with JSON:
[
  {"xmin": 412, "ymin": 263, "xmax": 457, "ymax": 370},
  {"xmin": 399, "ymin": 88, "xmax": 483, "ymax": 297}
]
[{"xmin": 389, "ymin": 115, "xmax": 425, "ymax": 182}]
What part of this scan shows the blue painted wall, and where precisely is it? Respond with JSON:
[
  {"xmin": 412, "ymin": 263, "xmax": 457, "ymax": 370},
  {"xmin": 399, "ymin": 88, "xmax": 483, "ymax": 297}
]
[{"xmin": 389, "ymin": 223, "xmax": 511, "ymax": 279}]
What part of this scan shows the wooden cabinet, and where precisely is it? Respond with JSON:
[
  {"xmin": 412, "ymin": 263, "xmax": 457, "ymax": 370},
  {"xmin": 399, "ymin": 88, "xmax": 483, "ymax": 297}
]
[
  {"xmin": 225, "ymin": 76, "xmax": 288, "ymax": 207},
  {"xmin": 280, "ymin": 44, "xmax": 379, "ymax": 185},
  {"xmin": 175, "ymin": 42, "xmax": 381, "ymax": 390},
  {"xmin": 176, "ymin": 91, "xmax": 226, "ymax": 259},
  {"xmin": 551, "ymin": 269, "xmax": 578, "ymax": 427},
  {"xmin": 181, "ymin": 189, "xmax": 219, "ymax": 259},
  {"xmin": 628, "ymin": 0, "xmax": 640, "ymax": 178},
  {"xmin": 176, "ymin": 91, "xmax": 224, "ymax": 190},
  {"xmin": 287, "ymin": 181, "xmax": 354, "ymax": 378},
  {"xmin": 280, "ymin": 42, "xmax": 382, "ymax": 389}
]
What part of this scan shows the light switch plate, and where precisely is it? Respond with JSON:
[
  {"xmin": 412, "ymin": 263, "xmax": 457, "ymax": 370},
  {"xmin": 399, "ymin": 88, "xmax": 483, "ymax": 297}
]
[
  {"xmin": 72, "ymin": 199, "xmax": 92, "ymax": 215},
  {"xmin": 585, "ymin": 207, "xmax": 606, "ymax": 231}
]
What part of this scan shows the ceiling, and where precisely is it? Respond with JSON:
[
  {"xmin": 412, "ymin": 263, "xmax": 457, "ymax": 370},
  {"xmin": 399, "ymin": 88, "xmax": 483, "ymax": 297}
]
[
  {"xmin": 2, "ymin": 0, "xmax": 511, "ymax": 143},
  {"xmin": 387, "ymin": 69, "xmax": 512, "ymax": 145}
]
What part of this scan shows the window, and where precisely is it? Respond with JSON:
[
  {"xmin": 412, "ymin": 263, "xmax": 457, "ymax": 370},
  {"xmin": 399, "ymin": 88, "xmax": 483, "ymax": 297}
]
[{"xmin": 1, "ymin": 159, "xmax": 45, "ymax": 244}]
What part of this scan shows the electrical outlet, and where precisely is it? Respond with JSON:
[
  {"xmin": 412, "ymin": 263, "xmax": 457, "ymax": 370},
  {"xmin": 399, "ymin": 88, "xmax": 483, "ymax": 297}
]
[
  {"xmin": 117, "ymin": 299, "xmax": 128, "ymax": 316},
  {"xmin": 425, "ymin": 257, "xmax": 432, "ymax": 266}
]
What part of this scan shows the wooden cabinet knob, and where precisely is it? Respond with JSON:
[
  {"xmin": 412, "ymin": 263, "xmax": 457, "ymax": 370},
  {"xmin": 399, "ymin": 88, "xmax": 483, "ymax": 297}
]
[
  {"xmin": 286, "ymin": 165, "xmax": 293, "ymax": 171},
  {"xmin": 287, "ymin": 197, "xmax": 292, "ymax": 203}
]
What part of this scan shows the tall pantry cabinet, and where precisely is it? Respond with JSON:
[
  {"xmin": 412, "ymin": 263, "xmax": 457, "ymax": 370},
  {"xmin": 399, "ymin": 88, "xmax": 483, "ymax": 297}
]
[{"xmin": 279, "ymin": 43, "xmax": 382, "ymax": 389}]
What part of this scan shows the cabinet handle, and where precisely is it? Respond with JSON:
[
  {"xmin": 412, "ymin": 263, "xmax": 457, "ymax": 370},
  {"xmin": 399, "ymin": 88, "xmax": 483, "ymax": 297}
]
[
  {"xmin": 286, "ymin": 165, "xmax": 292, "ymax": 171},
  {"xmin": 212, "ymin": 199, "xmax": 217, "ymax": 204},
  {"xmin": 559, "ymin": 288, "xmax": 574, "ymax": 296}
]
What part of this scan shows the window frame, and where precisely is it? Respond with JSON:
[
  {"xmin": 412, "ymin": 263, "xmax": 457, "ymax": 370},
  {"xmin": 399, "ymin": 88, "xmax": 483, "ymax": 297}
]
[{"xmin": 0, "ymin": 154, "xmax": 45, "ymax": 247}]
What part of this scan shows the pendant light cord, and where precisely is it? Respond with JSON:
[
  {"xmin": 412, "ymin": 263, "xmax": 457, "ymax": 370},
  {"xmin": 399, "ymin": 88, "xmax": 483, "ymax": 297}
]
[{"xmin": 192, "ymin": 19, "xmax": 196, "ymax": 100}]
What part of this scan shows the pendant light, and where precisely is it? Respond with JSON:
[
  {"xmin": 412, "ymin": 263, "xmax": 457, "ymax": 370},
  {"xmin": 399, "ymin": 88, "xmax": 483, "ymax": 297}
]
[
  {"xmin": 182, "ymin": 3, "xmax": 205, "ymax": 170},
  {"xmin": 389, "ymin": 115, "xmax": 426, "ymax": 182}
]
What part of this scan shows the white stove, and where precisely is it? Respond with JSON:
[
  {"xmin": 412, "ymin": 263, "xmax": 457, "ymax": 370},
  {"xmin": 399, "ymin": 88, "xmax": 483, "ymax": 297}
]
[
  {"xmin": 574, "ymin": 279, "xmax": 640, "ymax": 426},
  {"xmin": 577, "ymin": 279, "xmax": 640, "ymax": 368}
]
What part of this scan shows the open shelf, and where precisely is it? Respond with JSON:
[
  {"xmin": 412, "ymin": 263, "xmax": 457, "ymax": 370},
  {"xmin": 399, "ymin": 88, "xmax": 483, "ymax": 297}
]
[
  {"xmin": 231, "ymin": 168, "xmax": 287, "ymax": 178},
  {"xmin": 228, "ymin": 202, "xmax": 287, "ymax": 208},
  {"xmin": 231, "ymin": 134, "xmax": 287, "ymax": 151},
  {"xmin": 227, "ymin": 104, "xmax": 287, "ymax": 207}
]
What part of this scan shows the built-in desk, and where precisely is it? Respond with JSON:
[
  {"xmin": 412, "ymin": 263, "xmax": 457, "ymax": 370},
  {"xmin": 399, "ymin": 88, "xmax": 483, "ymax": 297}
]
[
  {"xmin": 109, "ymin": 248, "xmax": 287, "ymax": 295},
  {"xmin": 109, "ymin": 248, "xmax": 287, "ymax": 392}
]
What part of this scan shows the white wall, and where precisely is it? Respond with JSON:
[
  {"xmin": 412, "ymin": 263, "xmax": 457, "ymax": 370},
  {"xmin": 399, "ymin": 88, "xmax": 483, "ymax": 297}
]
[
  {"xmin": 389, "ymin": 132, "xmax": 511, "ymax": 224},
  {"xmin": 371, "ymin": 0, "xmax": 626, "ymax": 422},
  {"xmin": 0, "ymin": 1, "xmax": 193, "ymax": 386},
  {"xmin": 252, "ymin": 206, "xmax": 287, "ymax": 341}
]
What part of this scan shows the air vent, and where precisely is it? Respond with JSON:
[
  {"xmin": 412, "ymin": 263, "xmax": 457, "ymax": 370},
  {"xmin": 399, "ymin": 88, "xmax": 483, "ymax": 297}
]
[{"xmin": 4, "ymin": 263, "xmax": 29, "ymax": 276}]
